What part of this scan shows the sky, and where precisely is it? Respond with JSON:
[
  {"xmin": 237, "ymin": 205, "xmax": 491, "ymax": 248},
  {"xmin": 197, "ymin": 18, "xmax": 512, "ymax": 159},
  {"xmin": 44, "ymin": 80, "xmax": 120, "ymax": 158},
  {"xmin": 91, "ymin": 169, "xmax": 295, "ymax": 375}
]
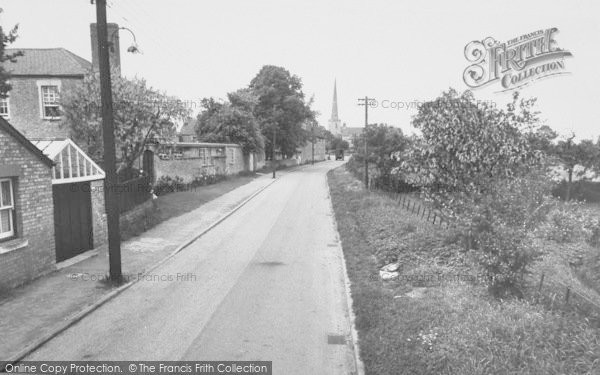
[{"xmin": 1, "ymin": 0, "xmax": 599, "ymax": 140}]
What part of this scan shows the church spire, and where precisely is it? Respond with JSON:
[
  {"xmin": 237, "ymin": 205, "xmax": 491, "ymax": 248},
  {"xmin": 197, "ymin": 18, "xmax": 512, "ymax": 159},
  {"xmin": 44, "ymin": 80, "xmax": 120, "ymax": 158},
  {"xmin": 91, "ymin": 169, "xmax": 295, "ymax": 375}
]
[
  {"xmin": 328, "ymin": 79, "xmax": 342, "ymax": 135},
  {"xmin": 331, "ymin": 79, "xmax": 339, "ymax": 121}
]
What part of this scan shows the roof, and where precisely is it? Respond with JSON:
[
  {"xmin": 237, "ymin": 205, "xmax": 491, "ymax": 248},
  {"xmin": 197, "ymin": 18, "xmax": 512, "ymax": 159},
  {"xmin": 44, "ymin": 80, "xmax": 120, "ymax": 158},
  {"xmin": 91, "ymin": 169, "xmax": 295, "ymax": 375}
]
[
  {"xmin": 4, "ymin": 48, "xmax": 92, "ymax": 77},
  {"xmin": 341, "ymin": 127, "xmax": 364, "ymax": 137},
  {"xmin": 178, "ymin": 118, "xmax": 196, "ymax": 135},
  {"xmin": 30, "ymin": 138, "xmax": 105, "ymax": 184},
  {"xmin": 0, "ymin": 117, "xmax": 54, "ymax": 167}
]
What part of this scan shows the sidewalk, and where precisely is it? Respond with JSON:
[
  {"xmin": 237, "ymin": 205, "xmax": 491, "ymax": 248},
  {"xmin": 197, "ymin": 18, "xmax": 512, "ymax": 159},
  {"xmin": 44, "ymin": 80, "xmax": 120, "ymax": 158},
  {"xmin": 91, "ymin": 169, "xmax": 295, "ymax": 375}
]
[{"xmin": 0, "ymin": 174, "xmax": 276, "ymax": 361}]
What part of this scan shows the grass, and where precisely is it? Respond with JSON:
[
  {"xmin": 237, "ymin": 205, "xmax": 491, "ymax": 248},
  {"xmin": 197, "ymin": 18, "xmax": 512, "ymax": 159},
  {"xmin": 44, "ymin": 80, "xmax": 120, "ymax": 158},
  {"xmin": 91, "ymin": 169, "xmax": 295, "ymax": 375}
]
[
  {"xmin": 120, "ymin": 173, "xmax": 259, "ymax": 240},
  {"xmin": 328, "ymin": 166, "xmax": 600, "ymax": 375}
]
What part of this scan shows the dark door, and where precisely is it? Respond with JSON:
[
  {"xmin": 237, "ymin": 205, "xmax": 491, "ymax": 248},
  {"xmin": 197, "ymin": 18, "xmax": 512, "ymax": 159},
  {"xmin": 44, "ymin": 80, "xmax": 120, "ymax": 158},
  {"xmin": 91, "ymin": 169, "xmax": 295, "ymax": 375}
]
[{"xmin": 53, "ymin": 182, "xmax": 94, "ymax": 262}]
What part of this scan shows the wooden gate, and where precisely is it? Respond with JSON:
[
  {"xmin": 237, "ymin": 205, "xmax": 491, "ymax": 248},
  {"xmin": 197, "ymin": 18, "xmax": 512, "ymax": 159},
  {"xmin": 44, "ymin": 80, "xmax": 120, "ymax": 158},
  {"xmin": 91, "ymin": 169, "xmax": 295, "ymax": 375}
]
[{"xmin": 52, "ymin": 182, "xmax": 94, "ymax": 262}]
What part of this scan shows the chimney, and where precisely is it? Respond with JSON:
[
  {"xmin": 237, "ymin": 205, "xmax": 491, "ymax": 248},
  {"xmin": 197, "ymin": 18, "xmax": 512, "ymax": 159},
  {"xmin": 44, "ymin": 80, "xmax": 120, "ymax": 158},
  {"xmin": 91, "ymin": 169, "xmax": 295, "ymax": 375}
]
[{"xmin": 90, "ymin": 23, "xmax": 121, "ymax": 76}]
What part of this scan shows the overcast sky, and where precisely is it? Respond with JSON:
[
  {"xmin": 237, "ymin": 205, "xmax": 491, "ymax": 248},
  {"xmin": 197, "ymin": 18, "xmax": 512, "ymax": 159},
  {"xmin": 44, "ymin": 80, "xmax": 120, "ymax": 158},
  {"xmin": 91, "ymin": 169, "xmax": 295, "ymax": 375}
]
[{"xmin": 2, "ymin": 0, "xmax": 599, "ymax": 140}]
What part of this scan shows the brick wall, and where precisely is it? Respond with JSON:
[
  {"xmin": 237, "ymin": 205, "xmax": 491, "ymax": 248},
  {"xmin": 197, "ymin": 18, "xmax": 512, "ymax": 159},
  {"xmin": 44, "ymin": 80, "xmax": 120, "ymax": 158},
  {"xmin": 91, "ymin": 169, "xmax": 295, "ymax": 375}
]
[
  {"xmin": 6, "ymin": 77, "xmax": 82, "ymax": 139},
  {"xmin": 0, "ymin": 127, "xmax": 55, "ymax": 290},
  {"xmin": 154, "ymin": 145, "xmax": 248, "ymax": 183},
  {"xmin": 225, "ymin": 146, "xmax": 245, "ymax": 175}
]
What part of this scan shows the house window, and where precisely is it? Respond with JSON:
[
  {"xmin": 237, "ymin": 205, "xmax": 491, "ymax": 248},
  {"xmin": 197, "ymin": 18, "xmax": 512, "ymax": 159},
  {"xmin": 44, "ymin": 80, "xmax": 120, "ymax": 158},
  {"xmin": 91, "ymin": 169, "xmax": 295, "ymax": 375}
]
[
  {"xmin": 40, "ymin": 85, "xmax": 60, "ymax": 119},
  {"xmin": 0, "ymin": 97, "xmax": 9, "ymax": 118},
  {"xmin": 0, "ymin": 179, "xmax": 15, "ymax": 240}
]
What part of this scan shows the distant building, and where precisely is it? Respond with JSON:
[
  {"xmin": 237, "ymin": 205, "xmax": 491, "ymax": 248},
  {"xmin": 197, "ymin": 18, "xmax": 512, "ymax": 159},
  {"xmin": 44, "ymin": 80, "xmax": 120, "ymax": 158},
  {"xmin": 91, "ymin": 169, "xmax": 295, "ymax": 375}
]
[
  {"xmin": 341, "ymin": 124, "xmax": 363, "ymax": 149},
  {"xmin": 177, "ymin": 118, "xmax": 198, "ymax": 142},
  {"xmin": 328, "ymin": 80, "xmax": 342, "ymax": 136}
]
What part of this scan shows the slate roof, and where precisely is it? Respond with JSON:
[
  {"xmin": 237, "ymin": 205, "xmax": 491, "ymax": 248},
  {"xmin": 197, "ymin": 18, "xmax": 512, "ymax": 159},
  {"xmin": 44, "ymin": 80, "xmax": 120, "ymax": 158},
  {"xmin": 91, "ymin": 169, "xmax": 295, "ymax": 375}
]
[{"xmin": 4, "ymin": 48, "xmax": 91, "ymax": 77}]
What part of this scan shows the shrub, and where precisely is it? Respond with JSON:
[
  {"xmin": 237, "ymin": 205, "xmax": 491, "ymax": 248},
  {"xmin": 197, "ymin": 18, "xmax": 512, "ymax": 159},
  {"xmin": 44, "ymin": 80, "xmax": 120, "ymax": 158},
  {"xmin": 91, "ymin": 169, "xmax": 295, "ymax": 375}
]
[
  {"xmin": 463, "ymin": 172, "xmax": 553, "ymax": 296},
  {"xmin": 541, "ymin": 204, "xmax": 589, "ymax": 244},
  {"xmin": 552, "ymin": 180, "xmax": 600, "ymax": 202},
  {"xmin": 585, "ymin": 217, "xmax": 600, "ymax": 248},
  {"xmin": 153, "ymin": 173, "xmax": 226, "ymax": 196},
  {"xmin": 474, "ymin": 226, "xmax": 540, "ymax": 298},
  {"xmin": 153, "ymin": 175, "xmax": 185, "ymax": 196}
]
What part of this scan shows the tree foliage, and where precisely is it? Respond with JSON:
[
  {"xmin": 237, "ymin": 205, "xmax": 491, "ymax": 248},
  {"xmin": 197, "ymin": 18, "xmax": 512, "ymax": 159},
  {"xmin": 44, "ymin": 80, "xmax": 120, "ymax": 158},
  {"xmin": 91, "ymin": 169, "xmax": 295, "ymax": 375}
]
[
  {"xmin": 60, "ymin": 70, "xmax": 190, "ymax": 175},
  {"xmin": 405, "ymin": 89, "xmax": 542, "ymax": 203},
  {"xmin": 356, "ymin": 123, "xmax": 409, "ymax": 175},
  {"xmin": 249, "ymin": 65, "xmax": 314, "ymax": 158},
  {"xmin": 404, "ymin": 89, "xmax": 551, "ymax": 297},
  {"xmin": 328, "ymin": 136, "xmax": 349, "ymax": 151},
  {"xmin": 0, "ymin": 8, "xmax": 23, "ymax": 98},
  {"xmin": 195, "ymin": 89, "xmax": 264, "ymax": 153},
  {"xmin": 552, "ymin": 135, "xmax": 600, "ymax": 200}
]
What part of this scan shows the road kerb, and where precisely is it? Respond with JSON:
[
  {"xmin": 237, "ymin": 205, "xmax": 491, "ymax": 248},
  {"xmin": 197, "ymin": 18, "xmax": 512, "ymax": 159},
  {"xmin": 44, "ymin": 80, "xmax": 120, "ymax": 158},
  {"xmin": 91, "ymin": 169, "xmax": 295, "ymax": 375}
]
[{"xmin": 325, "ymin": 172, "xmax": 366, "ymax": 375}]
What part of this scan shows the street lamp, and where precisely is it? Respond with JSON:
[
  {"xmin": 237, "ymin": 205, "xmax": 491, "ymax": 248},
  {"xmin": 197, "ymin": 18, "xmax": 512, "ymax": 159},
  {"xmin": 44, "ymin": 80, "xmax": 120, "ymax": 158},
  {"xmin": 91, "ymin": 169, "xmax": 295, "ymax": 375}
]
[{"xmin": 110, "ymin": 26, "xmax": 142, "ymax": 54}]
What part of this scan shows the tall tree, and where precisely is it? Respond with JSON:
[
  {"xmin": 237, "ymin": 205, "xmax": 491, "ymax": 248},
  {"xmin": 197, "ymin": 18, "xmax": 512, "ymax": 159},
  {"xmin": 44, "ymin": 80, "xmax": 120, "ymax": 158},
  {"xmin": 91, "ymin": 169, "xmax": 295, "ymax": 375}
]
[
  {"xmin": 553, "ymin": 135, "xmax": 600, "ymax": 200},
  {"xmin": 60, "ymin": 70, "xmax": 190, "ymax": 176},
  {"xmin": 526, "ymin": 124, "xmax": 558, "ymax": 154},
  {"xmin": 196, "ymin": 89, "xmax": 264, "ymax": 153},
  {"xmin": 405, "ymin": 89, "xmax": 541, "ymax": 200},
  {"xmin": 0, "ymin": 8, "xmax": 23, "ymax": 98},
  {"xmin": 356, "ymin": 123, "xmax": 408, "ymax": 175},
  {"xmin": 405, "ymin": 89, "xmax": 550, "ymax": 296},
  {"xmin": 249, "ymin": 65, "xmax": 314, "ymax": 158}
]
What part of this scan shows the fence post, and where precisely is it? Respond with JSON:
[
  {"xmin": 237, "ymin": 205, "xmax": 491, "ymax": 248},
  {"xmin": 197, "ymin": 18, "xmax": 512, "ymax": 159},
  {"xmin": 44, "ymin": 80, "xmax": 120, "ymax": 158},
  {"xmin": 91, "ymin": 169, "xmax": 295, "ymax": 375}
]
[
  {"xmin": 433, "ymin": 214, "xmax": 437, "ymax": 224},
  {"xmin": 411, "ymin": 202, "xmax": 416, "ymax": 214},
  {"xmin": 426, "ymin": 210, "xmax": 431, "ymax": 222},
  {"xmin": 416, "ymin": 205, "xmax": 421, "ymax": 216},
  {"xmin": 565, "ymin": 287, "xmax": 571, "ymax": 305},
  {"xmin": 538, "ymin": 274, "xmax": 545, "ymax": 293}
]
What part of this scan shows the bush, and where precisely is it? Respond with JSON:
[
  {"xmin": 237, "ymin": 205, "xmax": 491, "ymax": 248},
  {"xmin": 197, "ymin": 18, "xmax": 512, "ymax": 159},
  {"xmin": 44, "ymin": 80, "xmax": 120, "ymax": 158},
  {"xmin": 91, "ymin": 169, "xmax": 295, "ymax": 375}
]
[
  {"xmin": 462, "ymin": 172, "xmax": 553, "ymax": 297},
  {"xmin": 475, "ymin": 226, "xmax": 539, "ymax": 298},
  {"xmin": 153, "ymin": 173, "xmax": 226, "ymax": 196},
  {"xmin": 539, "ymin": 203, "xmax": 589, "ymax": 244},
  {"xmin": 585, "ymin": 218, "xmax": 600, "ymax": 248},
  {"xmin": 552, "ymin": 180, "xmax": 600, "ymax": 202},
  {"xmin": 153, "ymin": 175, "xmax": 185, "ymax": 196}
]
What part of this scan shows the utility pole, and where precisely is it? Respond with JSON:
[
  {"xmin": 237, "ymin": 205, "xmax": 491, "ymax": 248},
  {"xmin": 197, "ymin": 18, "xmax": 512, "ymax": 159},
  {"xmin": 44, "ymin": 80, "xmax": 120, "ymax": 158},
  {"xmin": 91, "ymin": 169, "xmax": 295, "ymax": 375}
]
[
  {"xmin": 95, "ymin": 0, "xmax": 122, "ymax": 281},
  {"xmin": 272, "ymin": 126, "xmax": 277, "ymax": 178},
  {"xmin": 311, "ymin": 123, "xmax": 315, "ymax": 165},
  {"xmin": 357, "ymin": 96, "xmax": 373, "ymax": 188}
]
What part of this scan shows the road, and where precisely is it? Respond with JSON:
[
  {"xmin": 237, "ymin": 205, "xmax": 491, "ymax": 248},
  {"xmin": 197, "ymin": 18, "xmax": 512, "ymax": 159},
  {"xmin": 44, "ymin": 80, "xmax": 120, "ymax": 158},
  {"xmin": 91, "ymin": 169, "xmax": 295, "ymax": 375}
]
[{"xmin": 26, "ymin": 160, "xmax": 358, "ymax": 374}]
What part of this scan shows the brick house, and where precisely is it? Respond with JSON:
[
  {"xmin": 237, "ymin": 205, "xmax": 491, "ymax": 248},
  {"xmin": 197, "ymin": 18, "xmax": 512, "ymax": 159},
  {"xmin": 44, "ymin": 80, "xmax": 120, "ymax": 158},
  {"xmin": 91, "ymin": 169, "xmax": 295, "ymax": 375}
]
[
  {"xmin": 0, "ymin": 117, "xmax": 55, "ymax": 289},
  {"xmin": 1, "ymin": 48, "xmax": 91, "ymax": 138},
  {"xmin": 0, "ymin": 24, "xmax": 119, "ymax": 289},
  {"xmin": 1, "ymin": 23, "xmax": 121, "ymax": 138},
  {"xmin": 0, "ymin": 116, "xmax": 107, "ymax": 289}
]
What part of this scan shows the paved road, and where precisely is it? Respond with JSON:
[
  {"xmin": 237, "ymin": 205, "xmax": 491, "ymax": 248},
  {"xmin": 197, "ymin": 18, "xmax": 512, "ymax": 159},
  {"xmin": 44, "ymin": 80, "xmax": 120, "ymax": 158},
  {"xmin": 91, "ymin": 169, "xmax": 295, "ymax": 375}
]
[{"xmin": 26, "ymin": 160, "xmax": 357, "ymax": 374}]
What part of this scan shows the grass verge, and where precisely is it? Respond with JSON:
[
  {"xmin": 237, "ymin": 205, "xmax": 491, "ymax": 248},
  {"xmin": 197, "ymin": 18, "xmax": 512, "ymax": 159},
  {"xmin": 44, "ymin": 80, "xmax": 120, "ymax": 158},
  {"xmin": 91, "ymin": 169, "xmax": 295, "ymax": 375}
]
[
  {"xmin": 120, "ymin": 173, "xmax": 259, "ymax": 240},
  {"xmin": 328, "ymin": 165, "xmax": 600, "ymax": 375}
]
